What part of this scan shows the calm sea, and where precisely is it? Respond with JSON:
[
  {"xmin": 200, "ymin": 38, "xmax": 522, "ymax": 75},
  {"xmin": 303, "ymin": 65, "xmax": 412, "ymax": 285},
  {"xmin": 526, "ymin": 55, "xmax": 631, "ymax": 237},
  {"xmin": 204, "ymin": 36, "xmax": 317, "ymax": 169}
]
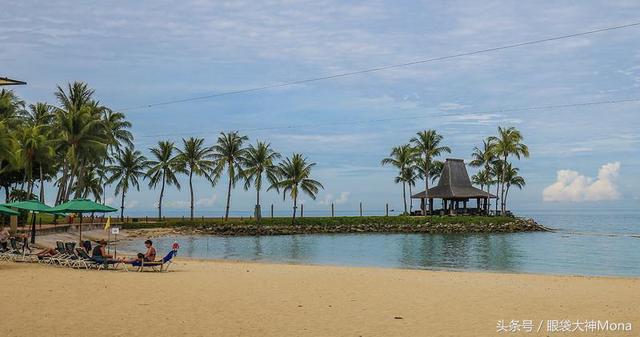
[{"xmin": 120, "ymin": 209, "xmax": 640, "ymax": 277}]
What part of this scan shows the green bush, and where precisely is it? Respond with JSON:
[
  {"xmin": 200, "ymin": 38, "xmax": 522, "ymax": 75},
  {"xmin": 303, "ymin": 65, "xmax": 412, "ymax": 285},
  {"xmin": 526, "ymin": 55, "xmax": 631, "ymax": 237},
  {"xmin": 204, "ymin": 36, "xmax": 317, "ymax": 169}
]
[{"xmin": 120, "ymin": 215, "xmax": 513, "ymax": 229}]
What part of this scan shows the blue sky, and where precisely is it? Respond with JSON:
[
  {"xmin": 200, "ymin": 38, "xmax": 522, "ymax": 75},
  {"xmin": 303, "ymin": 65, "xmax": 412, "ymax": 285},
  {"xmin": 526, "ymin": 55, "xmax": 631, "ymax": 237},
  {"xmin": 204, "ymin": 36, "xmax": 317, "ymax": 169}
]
[{"xmin": 2, "ymin": 1, "xmax": 639, "ymax": 215}]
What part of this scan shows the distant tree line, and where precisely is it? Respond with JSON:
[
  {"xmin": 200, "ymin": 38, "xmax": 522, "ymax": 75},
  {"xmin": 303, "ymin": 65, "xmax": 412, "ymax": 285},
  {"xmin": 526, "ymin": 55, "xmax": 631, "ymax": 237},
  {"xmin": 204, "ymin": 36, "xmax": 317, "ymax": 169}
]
[{"xmin": 0, "ymin": 82, "xmax": 323, "ymax": 224}]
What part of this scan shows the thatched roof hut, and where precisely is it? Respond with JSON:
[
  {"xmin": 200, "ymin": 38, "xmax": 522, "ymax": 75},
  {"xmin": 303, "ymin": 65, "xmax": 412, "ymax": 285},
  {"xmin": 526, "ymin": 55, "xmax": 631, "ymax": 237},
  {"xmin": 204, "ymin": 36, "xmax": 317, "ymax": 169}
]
[
  {"xmin": 411, "ymin": 158, "xmax": 495, "ymax": 214},
  {"xmin": 0, "ymin": 77, "xmax": 26, "ymax": 86}
]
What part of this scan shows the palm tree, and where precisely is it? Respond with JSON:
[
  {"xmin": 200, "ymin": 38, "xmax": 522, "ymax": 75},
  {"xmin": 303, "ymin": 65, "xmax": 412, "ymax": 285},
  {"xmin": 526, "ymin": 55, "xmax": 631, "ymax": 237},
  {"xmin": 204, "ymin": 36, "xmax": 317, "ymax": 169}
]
[
  {"xmin": 398, "ymin": 166, "xmax": 419, "ymax": 213},
  {"xmin": 146, "ymin": 141, "xmax": 181, "ymax": 219},
  {"xmin": 381, "ymin": 144, "xmax": 414, "ymax": 214},
  {"xmin": 175, "ymin": 137, "xmax": 214, "ymax": 220},
  {"xmin": 53, "ymin": 82, "xmax": 106, "ymax": 203},
  {"xmin": 211, "ymin": 131, "xmax": 248, "ymax": 221},
  {"xmin": 491, "ymin": 159, "xmax": 504, "ymax": 214},
  {"xmin": 488, "ymin": 127, "xmax": 529, "ymax": 212},
  {"xmin": 242, "ymin": 141, "xmax": 280, "ymax": 220},
  {"xmin": 503, "ymin": 163, "xmax": 525, "ymax": 211},
  {"xmin": 77, "ymin": 165, "xmax": 104, "ymax": 202},
  {"xmin": 107, "ymin": 147, "xmax": 148, "ymax": 220},
  {"xmin": 470, "ymin": 139, "xmax": 496, "ymax": 213},
  {"xmin": 269, "ymin": 153, "xmax": 324, "ymax": 224},
  {"xmin": 26, "ymin": 102, "xmax": 55, "ymax": 127},
  {"xmin": 410, "ymin": 130, "xmax": 451, "ymax": 213},
  {"xmin": 101, "ymin": 109, "xmax": 133, "ymax": 202},
  {"xmin": 0, "ymin": 89, "xmax": 26, "ymax": 126},
  {"xmin": 14, "ymin": 125, "xmax": 53, "ymax": 197}
]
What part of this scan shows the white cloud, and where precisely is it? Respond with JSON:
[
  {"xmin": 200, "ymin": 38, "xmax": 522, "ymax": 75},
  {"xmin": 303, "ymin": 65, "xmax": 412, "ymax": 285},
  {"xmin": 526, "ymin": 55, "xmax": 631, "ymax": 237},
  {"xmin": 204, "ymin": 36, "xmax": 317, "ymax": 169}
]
[
  {"xmin": 543, "ymin": 162, "xmax": 621, "ymax": 202},
  {"xmin": 196, "ymin": 194, "xmax": 218, "ymax": 207},
  {"xmin": 439, "ymin": 102, "xmax": 469, "ymax": 111},
  {"xmin": 125, "ymin": 200, "xmax": 139, "ymax": 208},
  {"xmin": 164, "ymin": 194, "xmax": 218, "ymax": 209},
  {"xmin": 319, "ymin": 192, "xmax": 351, "ymax": 205}
]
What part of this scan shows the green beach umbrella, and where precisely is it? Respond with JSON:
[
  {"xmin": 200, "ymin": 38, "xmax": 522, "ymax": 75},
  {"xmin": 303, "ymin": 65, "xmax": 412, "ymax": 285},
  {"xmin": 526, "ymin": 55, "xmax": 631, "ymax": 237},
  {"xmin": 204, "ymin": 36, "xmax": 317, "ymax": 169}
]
[
  {"xmin": 50, "ymin": 199, "xmax": 117, "ymax": 243},
  {"xmin": 3, "ymin": 199, "xmax": 55, "ymax": 213},
  {"xmin": 0, "ymin": 205, "xmax": 19, "ymax": 216},
  {"xmin": 2, "ymin": 199, "xmax": 55, "ymax": 243}
]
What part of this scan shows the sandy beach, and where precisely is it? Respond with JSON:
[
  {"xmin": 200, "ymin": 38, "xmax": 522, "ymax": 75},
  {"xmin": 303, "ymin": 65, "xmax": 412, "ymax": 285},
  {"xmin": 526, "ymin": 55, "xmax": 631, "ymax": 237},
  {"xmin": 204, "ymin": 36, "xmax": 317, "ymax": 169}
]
[{"xmin": 1, "ymin": 259, "xmax": 638, "ymax": 337}]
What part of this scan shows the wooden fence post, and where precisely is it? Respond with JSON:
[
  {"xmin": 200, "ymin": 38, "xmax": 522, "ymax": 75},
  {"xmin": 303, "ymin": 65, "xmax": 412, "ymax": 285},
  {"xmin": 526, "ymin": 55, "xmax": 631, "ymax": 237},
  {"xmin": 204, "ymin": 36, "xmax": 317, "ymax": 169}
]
[
  {"xmin": 331, "ymin": 203, "xmax": 334, "ymax": 217},
  {"xmin": 271, "ymin": 204, "xmax": 274, "ymax": 218},
  {"xmin": 359, "ymin": 202, "xmax": 363, "ymax": 216},
  {"xmin": 385, "ymin": 203, "xmax": 389, "ymax": 216},
  {"xmin": 301, "ymin": 204, "xmax": 304, "ymax": 218}
]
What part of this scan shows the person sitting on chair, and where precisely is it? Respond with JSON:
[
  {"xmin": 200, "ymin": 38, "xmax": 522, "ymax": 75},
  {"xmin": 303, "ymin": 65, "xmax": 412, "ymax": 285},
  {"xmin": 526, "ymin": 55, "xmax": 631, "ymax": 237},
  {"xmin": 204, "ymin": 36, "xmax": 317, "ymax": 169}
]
[
  {"xmin": 0, "ymin": 226, "xmax": 10, "ymax": 251},
  {"xmin": 143, "ymin": 239, "xmax": 156, "ymax": 262},
  {"xmin": 91, "ymin": 239, "xmax": 114, "ymax": 263}
]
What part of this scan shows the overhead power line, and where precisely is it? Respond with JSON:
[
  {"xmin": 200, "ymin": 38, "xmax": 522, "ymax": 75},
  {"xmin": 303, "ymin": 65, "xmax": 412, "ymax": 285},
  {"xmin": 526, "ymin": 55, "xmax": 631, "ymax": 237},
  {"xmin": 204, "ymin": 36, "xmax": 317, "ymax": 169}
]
[
  {"xmin": 120, "ymin": 21, "xmax": 640, "ymax": 112},
  {"xmin": 134, "ymin": 97, "xmax": 640, "ymax": 145}
]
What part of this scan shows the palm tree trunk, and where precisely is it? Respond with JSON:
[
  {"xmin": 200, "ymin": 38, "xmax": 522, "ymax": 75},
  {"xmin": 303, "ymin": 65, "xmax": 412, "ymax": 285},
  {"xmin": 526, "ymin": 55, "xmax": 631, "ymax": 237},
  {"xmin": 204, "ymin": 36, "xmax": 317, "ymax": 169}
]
[
  {"xmin": 500, "ymin": 155, "xmax": 508, "ymax": 213},
  {"xmin": 158, "ymin": 174, "xmax": 166, "ymax": 219},
  {"xmin": 188, "ymin": 171, "xmax": 194, "ymax": 220},
  {"xmin": 224, "ymin": 175, "xmax": 232, "ymax": 221},
  {"xmin": 402, "ymin": 181, "xmax": 407, "ymax": 214},
  {"xmin": 120, "ymin": 191, "xmax": 126, "ymax": 221},
  {"xmin": 504, "ymin": 184, "xmax": 511, "ymax": 211},
  {"xmin": 494, "ymin": 184, "xmax": 499, "ymax": 214},
  {"xmin": 408, "ymin": 184, "xmax": 413, "ymax": 213},
  {"xmin": 424, "ymin": 160, "xmax": 430, "ymax": 212},
  {"xmin": 102, "ymin": 156, "xmax": 108, "ymax": 204},
  {"xmin": 39, "ymin": 165, "xmax": 45, "ymax": 202},
  {"xmin": 291, "ymin": 195, "xmax": 297, "ymax": 225},
  {"xmin": 255, "ymin": 188, "xmax": 261, "ymax": 220},
  {"xmin": 74, "ymin": 162, "xmax": 86, "ymax": 199}
]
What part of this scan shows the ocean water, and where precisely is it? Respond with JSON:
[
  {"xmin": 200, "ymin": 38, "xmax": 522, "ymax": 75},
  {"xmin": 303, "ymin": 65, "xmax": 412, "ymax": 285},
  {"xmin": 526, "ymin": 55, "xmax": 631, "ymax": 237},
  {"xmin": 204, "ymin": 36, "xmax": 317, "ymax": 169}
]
[{"xmin": 120, "ymin": 209, "xmax": 640, "ymax": 277}]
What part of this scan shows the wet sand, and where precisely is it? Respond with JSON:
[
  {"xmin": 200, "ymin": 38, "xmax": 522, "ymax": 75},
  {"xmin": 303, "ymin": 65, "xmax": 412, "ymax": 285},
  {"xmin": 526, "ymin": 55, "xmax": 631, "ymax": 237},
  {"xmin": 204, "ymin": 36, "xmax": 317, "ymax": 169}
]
[{"xmin": 0, "ymin": 259, "xmax": 638, "ymax": 337}]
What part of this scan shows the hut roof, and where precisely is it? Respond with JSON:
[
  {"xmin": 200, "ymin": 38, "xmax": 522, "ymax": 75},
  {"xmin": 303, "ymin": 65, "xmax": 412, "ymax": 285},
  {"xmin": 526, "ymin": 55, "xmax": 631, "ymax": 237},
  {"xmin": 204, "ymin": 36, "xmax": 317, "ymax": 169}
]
[
  {"xmin": 411, "ymin": 158, "xmax": 496, "ymax": 199},
  {"xmin": 0, "ymin": 77, "xmax": 27, "ymax": 86}
]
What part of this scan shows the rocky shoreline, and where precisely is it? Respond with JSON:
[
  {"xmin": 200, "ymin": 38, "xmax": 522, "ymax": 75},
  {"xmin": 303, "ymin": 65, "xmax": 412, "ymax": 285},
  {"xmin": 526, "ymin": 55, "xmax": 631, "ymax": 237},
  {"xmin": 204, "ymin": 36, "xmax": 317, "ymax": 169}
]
[{"xmin": 127, "ymin": 218, "xmax": 548, "ymax": 237}]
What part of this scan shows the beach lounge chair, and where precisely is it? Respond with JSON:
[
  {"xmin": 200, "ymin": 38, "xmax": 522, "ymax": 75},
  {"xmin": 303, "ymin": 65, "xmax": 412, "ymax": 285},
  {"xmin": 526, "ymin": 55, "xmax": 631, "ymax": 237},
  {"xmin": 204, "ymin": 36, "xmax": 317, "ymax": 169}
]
[
  {"xmin": 72, "ymin": 248, "xmax": 105, "ymax": 270},
  {"xmin": 40, "ymin": 241, "xmax": 70, "ymax": 265},
  {"xmin": 124, "ymin": 249, "xmax": 178, "ymax": 272},
  {"xmin": 8, "ymin": 237, "xmax": 38, "ymax": 262}
]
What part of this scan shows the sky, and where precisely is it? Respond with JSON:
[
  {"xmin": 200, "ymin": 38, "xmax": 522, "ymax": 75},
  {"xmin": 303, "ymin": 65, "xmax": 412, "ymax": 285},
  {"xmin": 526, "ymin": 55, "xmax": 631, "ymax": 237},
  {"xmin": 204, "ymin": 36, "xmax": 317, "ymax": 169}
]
[{"xmin": 2, "ymin": 0, "xmax": 639, "ymax": 215}]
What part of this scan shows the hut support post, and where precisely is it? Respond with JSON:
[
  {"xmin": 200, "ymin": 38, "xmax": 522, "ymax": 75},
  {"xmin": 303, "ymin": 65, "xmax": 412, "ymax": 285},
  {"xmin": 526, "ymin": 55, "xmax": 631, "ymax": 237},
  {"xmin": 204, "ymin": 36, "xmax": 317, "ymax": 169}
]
[{"xmin": 429, "ymin": 198, "xmax": 433, "ymax": 213}]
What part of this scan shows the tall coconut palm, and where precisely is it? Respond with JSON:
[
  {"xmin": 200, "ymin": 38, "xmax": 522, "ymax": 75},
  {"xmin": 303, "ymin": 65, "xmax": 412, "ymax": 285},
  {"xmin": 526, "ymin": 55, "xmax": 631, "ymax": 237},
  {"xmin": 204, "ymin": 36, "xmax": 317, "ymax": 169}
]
[
  {"xmin": 26, "ymin": 102, "xmax": 55, "ymax": 127},
  {"xmin": 503, "ymin": 163, "xmax": 525, "ymax": 211},
  {"xmin": 77, "ymin": 165, "xmax": 104, "ymax": 202},
  {"xmin": 53, "ymin": 82, "xmax": 105, "ymax": 203},
  {"xmin": 471, "ymin": 169, "xmax": 492, "ymax": 211},
  {"xmin": 410, "ymin": 130, "xmax": 451, "ymax": 213},
  {"xmin": 0, "ymin": 89, "xmax": 26, "ymax": 126},
  {"xmin": 269, "ymin": 153, "xmax": 323, "ymax": 224},
  {"xmin": 101, "ymin": 109, "xmax": 133, "ymax": 202},
  {"xmin": 398, "ymin": 166, "xmax": 419, "ymax": 213},
  {"xmin": 491, "ymin": 159, "xmax": 504, "ymax": 214},
  {"xmin": 470, "ymin": 138, "xmax": 496, "ymax": 213},
  {"xmin": 242, "ymin": 141, "xmax": 280, "ymax": 220},
  {"xmin": 14, "ymin": 125, "xmax": 53, "ymax": 196},
  {"xmin": 488, "ymin": 127, "xmax": 529, "ymax": 212},
  {"xmin": 381, "ymin": 144, "xmax": 414, "ymax": 214},
  {"xmin": 146, "ymin": 141, "xmax": 181, "ymax": 219},
  {"xmin": 211, "ymin": 131, "xmax": 248, "ymax": 221},
  {"xmin": 175, "ymin": 137, "xmax": 214, "ymax": 220},
  {"xmin": 107, "ymin": 147, "xmax": 148, "ymax": 220}
]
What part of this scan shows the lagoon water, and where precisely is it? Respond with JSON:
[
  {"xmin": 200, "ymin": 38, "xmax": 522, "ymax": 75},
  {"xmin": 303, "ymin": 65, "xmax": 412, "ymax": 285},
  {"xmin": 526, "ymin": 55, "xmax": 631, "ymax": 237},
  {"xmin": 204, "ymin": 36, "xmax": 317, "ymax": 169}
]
[{"xmin": 121, "ymin": 209, "xmax": 640, "ymax": 277}]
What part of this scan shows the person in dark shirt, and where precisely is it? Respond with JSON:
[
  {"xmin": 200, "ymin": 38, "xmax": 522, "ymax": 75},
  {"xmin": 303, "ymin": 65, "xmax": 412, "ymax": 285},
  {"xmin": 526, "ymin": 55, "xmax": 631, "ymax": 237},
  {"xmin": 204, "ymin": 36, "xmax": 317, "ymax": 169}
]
[{"xmin": 91, "ymin": 239, "xmax": 114, "ymax": 263}]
